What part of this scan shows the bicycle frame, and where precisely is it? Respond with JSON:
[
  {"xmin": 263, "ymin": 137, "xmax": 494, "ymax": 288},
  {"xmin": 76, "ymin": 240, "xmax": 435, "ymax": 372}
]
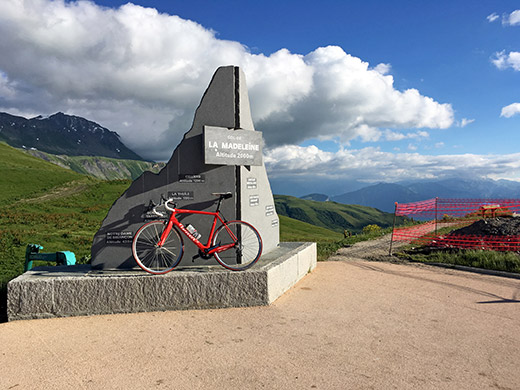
[{"xmin": 158, "ymin": 207, "xmax": 237, "ymax": 255}]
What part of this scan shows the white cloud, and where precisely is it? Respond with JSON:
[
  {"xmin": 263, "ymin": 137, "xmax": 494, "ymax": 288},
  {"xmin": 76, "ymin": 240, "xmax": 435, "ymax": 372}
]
[
  {"xmin": 265, "ymin": 145, "xmax": 520, "ymax": 183},
  {"xmin": 503, "ymin": 10, "xmax": 520, "ymax": 26},
  {"xmin": 458, "ymin": 118, "xmax": 475, "ymax": 127},
  {"xmin": 0, "ymin": 0, "xmax": 454, "ymax": 161},
  {"xmin": 487, "ymin": 13, "xmax": 499, "ymax": 23},
  {"xmin": 501, "ymin": 102, "xmax": 520, "ymax": 118},
  {"xmin": 383, "ymin": 130, "xmax": 429, "ymax": 141},
  {"xmin": 372, "ymin": 63, "xmax": 391, "ymax": 75},
  {"xmin": 492, "ymin": 51, "xmax": 520, "ymax": 71}
]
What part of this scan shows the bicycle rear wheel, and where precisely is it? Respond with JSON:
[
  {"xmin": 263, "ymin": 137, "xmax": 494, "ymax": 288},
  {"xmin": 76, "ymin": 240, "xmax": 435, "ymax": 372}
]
[
  {"xmin": 212, "ymin": 220, "xmax": 262, "ymax": 271},
  {"xmin": 132, "ymin": 220, "xmax": 184, "ymax": 274}
]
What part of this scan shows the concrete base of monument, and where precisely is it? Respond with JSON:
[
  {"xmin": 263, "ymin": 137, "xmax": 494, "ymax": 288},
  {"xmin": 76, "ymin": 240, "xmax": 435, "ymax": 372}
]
[{"xmin": 7, "ymin": 242, "xmax": 316, "ymax": 321}]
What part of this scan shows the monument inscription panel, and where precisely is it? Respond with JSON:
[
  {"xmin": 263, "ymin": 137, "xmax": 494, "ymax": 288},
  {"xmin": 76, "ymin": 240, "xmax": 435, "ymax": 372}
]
[
  {"xmin": 179, "ymin": 174, "xmax": 205, "ymax": 183},
  {"xmin": 204, "ymin": 126, "xmax": 263, "ymax": 166},
  {"xmin": 105, "ymin": 231, "xmax": 133, "ymax": 245}
]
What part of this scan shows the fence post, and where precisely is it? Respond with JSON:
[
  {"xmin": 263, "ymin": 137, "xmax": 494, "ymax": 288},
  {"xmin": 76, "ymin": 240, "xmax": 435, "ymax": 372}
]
[
  {"xmin": 389, "ymin": 202, "xmax": 398, "ymax": 256},
  {"xmin": 435, "ymin": 197, "xmax": 439, "ymax": 234}
]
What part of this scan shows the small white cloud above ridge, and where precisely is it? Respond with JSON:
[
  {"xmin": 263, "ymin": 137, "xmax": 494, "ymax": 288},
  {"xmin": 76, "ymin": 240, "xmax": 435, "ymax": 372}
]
[
  {"xmin": 501, "ymin": 103, "xmax": 520, "ymax": 118},
  {"xmin": 503, "ymin": 10, "xmax": 520, "ymax": 26},
  {"xmin": 487, "ymin": 13, "xmax": 499, "ymax": 23},
  {"xmin": 458, "ymin": 118, "xmax": 475, "ymax": 127},
  {"xmin": 492, "ymin": 51, "xmax": 520, "ymax": 71}
]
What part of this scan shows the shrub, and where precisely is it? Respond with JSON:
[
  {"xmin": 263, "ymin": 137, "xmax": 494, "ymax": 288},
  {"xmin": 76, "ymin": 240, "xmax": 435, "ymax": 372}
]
[{"xmin": 362, "ymin": 224, "xmax": 382, "ymax": 235}]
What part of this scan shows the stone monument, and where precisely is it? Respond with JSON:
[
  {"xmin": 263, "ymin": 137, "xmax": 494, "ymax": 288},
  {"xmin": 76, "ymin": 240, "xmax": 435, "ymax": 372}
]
[{"xmin": 91, "ymin": 66, "xmax": 279, "ymax": 270}]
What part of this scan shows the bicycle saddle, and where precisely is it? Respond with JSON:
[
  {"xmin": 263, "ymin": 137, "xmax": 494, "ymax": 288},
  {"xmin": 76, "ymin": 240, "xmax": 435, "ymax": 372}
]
[{"xmin": 212, "ymin": 192, "xmax": 233, "ymax": 199}]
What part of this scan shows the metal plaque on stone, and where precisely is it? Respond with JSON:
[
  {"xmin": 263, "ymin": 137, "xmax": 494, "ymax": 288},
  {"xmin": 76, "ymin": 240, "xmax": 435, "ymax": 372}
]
[
  {"xmin": 106, "ymin": 231, "xmax": 133, "ymax": 245},
  {"xmin": 179, "ymin": 174, "xmax": 205, "ymax": 183},
  {"xmin": 246, "ymin": 177, "xmax": 257, "ymax": 189},
  {"xmin": 204, "ymin": 126, "xmax": 263, "ymax": 166},
  {"xmin": 168, "ymin": 191, "xmax": 194, "ymax": 200},
  {"xmin": 265, "ymin": 205, "xmax": 275, "ymax": 216}
]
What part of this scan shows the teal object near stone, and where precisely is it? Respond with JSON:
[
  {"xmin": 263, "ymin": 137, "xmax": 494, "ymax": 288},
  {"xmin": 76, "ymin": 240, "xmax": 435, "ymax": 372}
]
[{"xmin": 24, "ymin": 244, "xmax": 76, "ymax": 272}]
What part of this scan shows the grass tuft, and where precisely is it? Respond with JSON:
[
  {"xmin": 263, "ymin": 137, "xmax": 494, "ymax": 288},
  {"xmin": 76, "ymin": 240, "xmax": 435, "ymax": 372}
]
[{"xmin": 396, "ymin": 247, "xmax": 520, "ymax": 273}]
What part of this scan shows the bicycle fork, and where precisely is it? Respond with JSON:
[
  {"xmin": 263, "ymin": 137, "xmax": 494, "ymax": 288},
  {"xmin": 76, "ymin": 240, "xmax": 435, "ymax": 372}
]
[{"xmin": 158, "ymin": 220, "xmax": 174, "ymax": 247}]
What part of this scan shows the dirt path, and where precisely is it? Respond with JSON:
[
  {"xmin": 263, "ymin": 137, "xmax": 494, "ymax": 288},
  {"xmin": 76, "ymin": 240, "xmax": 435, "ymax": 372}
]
[
  {"xmin": 328, "ymin": 233, "xmax": 407, "ymax": 261},
  {"xmin": 15, "ymin": 180, "xmax": 89, "ymax": 204}
]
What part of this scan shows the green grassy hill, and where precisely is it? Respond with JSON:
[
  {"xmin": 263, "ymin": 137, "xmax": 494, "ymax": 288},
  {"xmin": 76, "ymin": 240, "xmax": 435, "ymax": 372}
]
[
  {"xmin": 275, "ymin": 195, "xmax": 404, "ymax": 233},
  {"xmin": 0, "ymin": 143, "xmax": 131, "ymax": 308},
  {"xmin": 279, "ymin": 215, "xmax": 343, "ymax": 242},
  {"xmin": 24, "ymin": 149, "xmax": 164, "ymax": 180},
  {"xmin": 0, "ymin": 142, "xmax": 83, "ymax": 204}
]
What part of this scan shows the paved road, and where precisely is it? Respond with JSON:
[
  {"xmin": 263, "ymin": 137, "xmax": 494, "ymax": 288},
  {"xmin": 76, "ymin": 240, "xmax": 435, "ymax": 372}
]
[{"xmin": 1, "ymin": 248, "xmax": 519, "ymax": 389}]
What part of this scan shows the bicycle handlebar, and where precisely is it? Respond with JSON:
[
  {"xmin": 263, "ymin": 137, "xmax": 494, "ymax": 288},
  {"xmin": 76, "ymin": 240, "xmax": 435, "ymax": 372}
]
[
  {"xmin": 151, "ymin": 197, "xmax": 177, "ymax": 217},
  {"xmin": 152, "ymin": 193, "xmax": 230, "ymax": 216},
  {"xmin": 164, "ymin": 198, "xmax": 177, "ymax": 212}
]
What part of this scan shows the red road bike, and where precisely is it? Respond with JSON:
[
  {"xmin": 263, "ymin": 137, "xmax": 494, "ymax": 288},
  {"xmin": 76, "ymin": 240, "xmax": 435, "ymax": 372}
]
[{"xmin": 132, "ymin": 192, "xmax": 262, "ymax": 274}]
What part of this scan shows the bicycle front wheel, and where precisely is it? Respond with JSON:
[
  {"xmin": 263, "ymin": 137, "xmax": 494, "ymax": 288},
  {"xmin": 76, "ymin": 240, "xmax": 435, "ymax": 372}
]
[
  {"xmin": 212, "ymin": 220, "xmax": 262, "ymax": 271},
  {"xmin": 132, "ymin": 220, "xmax": 184, "ymax": 274}
]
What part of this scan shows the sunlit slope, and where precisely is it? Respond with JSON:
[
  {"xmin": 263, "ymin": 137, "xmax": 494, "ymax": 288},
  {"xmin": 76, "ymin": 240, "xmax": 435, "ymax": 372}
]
[
  {"xmin": 0, "ymin": 142, "xmax": 84, "ymax": 204},
  {"xmin": 24, "ymin": 149, "xmax": 164, "ymax": 180},
  {"xmin": 275, "ymin": 194, "xmax": 403, "ymax": 233},
  {"xmin": 278, "ymin": 214, "xmax": 343, "ymax": 242}
]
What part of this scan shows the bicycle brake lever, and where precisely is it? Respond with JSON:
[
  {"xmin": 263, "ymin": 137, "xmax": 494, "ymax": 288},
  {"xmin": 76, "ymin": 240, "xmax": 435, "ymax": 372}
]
[{"xmin": 152, "ymin": 207, "xmax": 166, "ymax": 218}]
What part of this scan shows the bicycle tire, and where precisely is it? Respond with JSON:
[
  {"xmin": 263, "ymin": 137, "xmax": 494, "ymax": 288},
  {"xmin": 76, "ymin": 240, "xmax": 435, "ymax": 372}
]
[
  {"xmin": 212, "ymin": 220, "xmax": 262, "ymax": 271},
  {"xmin": 132, "ymin": 220, "xmax": 184, "ymax": 274}
]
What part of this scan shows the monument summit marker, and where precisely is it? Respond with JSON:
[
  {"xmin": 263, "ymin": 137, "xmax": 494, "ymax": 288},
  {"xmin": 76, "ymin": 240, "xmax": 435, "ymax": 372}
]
[
  {"xmin": 91, "ymin": 66, "xmax": 279, "ymax": 270},
  {"xmin": 8, "ymin": 66, "xmax": 316, "ymax": 321}
]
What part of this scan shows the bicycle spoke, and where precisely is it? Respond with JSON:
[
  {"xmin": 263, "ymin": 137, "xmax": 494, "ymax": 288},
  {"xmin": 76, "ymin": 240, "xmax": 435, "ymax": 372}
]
[
  {"xmin": 212, "ymin": 221, "xmax": 262, "ymax": 271},
  {"xmin": 132, "ymin": 221, "xmax": 183, "ymax": 274}
]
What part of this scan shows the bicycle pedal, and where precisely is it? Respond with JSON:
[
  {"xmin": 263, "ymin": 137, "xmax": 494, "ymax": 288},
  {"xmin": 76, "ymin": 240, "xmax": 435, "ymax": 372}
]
[{"xmin": 192, "ymin": 254, "xmax": 200, "ymax": 262}]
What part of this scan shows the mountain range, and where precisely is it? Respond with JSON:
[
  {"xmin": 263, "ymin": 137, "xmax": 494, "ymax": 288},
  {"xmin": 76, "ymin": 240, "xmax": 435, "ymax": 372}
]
[
  {"xmin": 2, "ymin": 111, "xmax": 519, "ymax": 211},
  {"xmin": 0, "ymin": 112, "xmax": 143, "ymax": 160},
  {"xmin": 304, "ymin": 179, "xmax": 520, "ymax": 212}
]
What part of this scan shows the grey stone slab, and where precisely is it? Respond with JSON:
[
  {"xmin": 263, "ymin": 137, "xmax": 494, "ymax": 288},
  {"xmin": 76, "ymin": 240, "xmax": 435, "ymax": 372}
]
[
  {"xmin": 91, "ymin": 66, "xmax": 279, "ymax": 270},
  {"xmin": 7, "ymin": 243, "xmax": 316, "ymax": 321}
]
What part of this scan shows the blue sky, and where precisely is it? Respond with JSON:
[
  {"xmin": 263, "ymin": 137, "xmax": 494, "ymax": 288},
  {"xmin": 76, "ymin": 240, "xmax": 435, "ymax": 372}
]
[
  {"xmin": 1, "ymin": 0, "xmax": 520, "ymax": 195},
  {"xmin": 91, "ymin": 0, "xmax": 519, "ymax": 155}
]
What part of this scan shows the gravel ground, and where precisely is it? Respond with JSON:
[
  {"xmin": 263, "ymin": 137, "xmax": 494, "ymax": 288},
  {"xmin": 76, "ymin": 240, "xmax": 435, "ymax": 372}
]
[
  {"xmin": 1, "ymin": 238, "xmax": 519, "ymax": 389},
  {"xmin": 328, "ymin": 233, "xmax": 408, "ymax": 261},
  {"xmin": 450, "ymin": 217, "xmax": 520, "ymax": 236}
]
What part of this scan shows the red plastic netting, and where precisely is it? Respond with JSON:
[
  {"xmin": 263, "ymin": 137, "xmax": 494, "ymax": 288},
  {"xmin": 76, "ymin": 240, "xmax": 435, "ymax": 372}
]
[{"xmin": 391, "ymin": 198, "xmax": 520, "ymax": 251}]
